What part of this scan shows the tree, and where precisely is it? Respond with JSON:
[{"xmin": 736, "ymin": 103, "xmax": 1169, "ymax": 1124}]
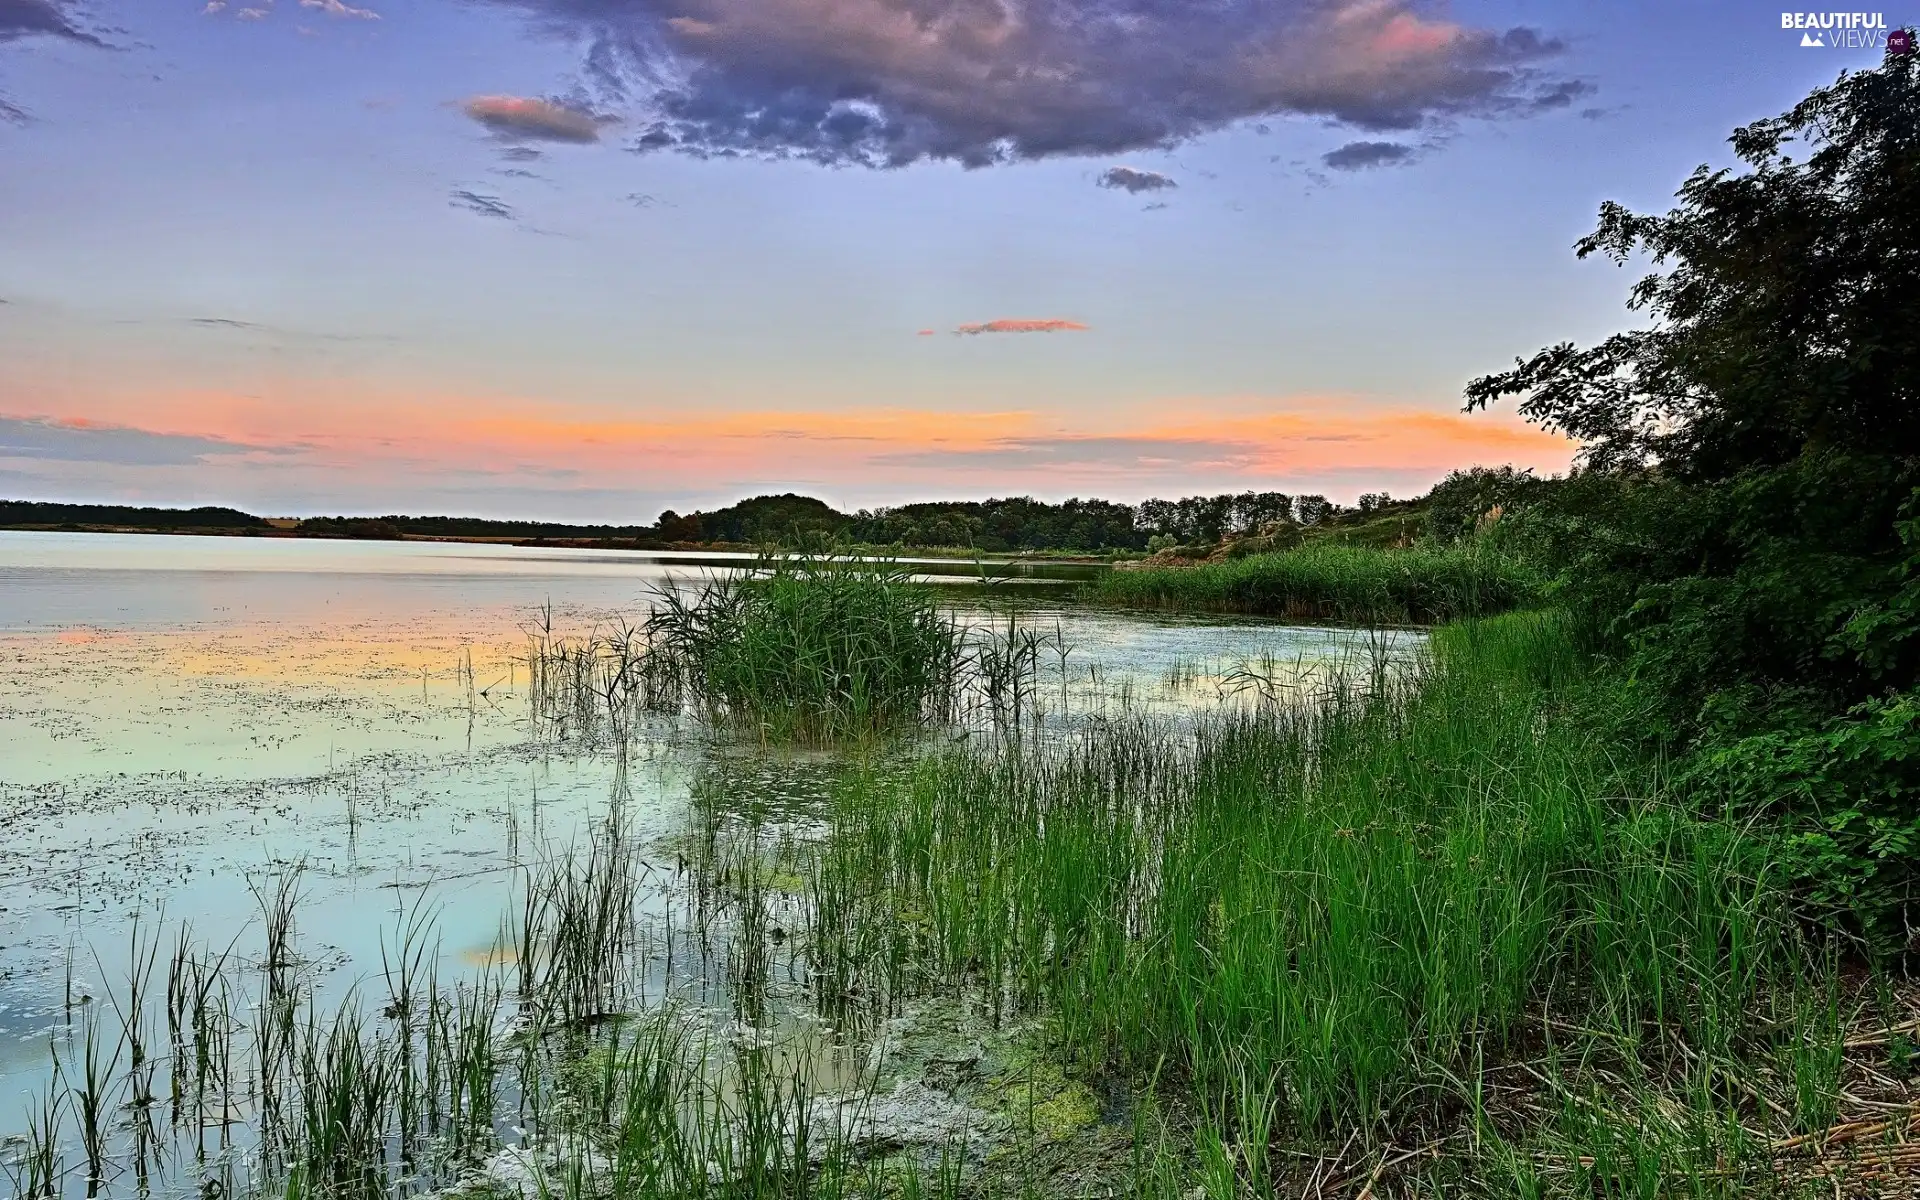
[
  {"xmin": 1466, "ymin": 47, "xmax": 1920, "ymax": 479},
  {"xmin": 1294, "ymin": 495, "xmax": 1335, "ymax": 526},
  {"xmin": 1462, "ymin": 46, "xmax": 1920, "ymax": 953}
]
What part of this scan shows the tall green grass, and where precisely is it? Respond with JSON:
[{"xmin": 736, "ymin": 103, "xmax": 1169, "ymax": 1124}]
[
  {"xmin": 647, "ymin": 555, "xmax": 966, "ymax": 740},
  {"xmin": 1092, "ymin": 541, "xmax": 1542, "ymax": 623},
  {"xmin": 813, "ymin": 613, "xmax": 1845, "ymax": 1185}
]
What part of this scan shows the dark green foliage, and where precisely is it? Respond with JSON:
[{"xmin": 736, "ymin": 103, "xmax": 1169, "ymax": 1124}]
[
  {"xmin": 1688, "ymin": 689, "xmax": 1920, "ymax": 957},
  {"xmin": 655, "ymin": 493, "xmax": 850, "ymax": 544},
  {"xmin": 0, "ymin": 501, "xmax": 267, "ymax": 530},
  {"xmin": 1422, "ymin": 466, "xmax": 1555, "ymax": 544},
  {"xmin": 1135, "ymin": 492, "xmax": 1299, "ymax": 543},
  {"xmin": 651, "ymin": 493, "xmax": 1148, "ymax": 552},
  {"xmin": 1094, "ymin": 541, "xmax": 1541, "ymax": 624},
  {"xmin": 297, "ymin": 514, "xmax": 653, "ymax": 540},
  {"xmin": 1465, "ymin": 53, "xmax": 1920, "ymax": 476},
  {"xmin": 851, "ymin": 495, "xmax": 1143, "ymax": 552},
  {"xmin": 1466, "ymin": 49, "xmax": 1920, "ymax": 953}
]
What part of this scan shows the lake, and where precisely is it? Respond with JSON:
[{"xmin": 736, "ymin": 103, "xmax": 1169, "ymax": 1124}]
[{"xmin": 0, "ymin": 532, "xmax": 1415, "ymax": 1196}]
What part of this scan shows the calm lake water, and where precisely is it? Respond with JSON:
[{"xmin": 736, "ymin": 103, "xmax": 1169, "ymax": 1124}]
[{"xmin": 0, "ymin": 531, "xmax": 1416, "ymax": 1184}]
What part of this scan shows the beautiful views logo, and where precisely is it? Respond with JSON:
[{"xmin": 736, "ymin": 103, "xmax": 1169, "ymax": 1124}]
[{"xmin": 1782, "ymin": 11, "xmax": 1893, "ymax": 47}]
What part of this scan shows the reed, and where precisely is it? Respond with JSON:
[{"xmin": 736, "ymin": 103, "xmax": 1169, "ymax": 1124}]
[
  {"xmin": 1093, "ymin": 541, "xmax": 1542, "ymax": 624},
  {"xmin": 646, "ymin": 554, "xmax": 967, "ymax": 741}
]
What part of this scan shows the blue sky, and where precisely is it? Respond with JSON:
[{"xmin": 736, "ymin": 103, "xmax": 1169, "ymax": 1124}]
[{"xmin": 0, "ymin": 0, "xmax": 1898, "ymax": 519}]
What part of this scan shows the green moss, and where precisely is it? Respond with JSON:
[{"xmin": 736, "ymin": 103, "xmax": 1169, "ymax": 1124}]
[
  {"xmin": 985, "ymin": 1046, "xmax": 1102, "ymax": 1141},
  {"xmin": 761, "ymin": 868, "xmax": 810, "ymax": 895}
]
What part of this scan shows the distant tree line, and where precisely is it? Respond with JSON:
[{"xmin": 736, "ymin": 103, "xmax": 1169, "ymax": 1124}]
[
  {"xmin": 295, "ymin": 514, "xmax": 653, "ymax": 540},
  {"xmin": 0, "ymin": 482, "xmax": 1513, "ymax": 554},
  {"xmin": 0, "ymin": 501, "xmax": 266, "ymax": 529},
  {"xmin": 647, "ymin": 489, "xmax": 1436, "ymax": 553}
]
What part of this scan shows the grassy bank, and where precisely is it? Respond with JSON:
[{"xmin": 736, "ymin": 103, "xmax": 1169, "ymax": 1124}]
[
  {"xmin": 815, "ymin": 613, "xmax": 1911, "ymax": 1194},
  {"xmin": 1092, "ymin": 542, "xmax": 1541, "ymax": 623}
]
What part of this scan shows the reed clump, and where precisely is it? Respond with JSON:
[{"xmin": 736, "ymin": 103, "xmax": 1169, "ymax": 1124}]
[
  {"xmin": 646, "ymin": 555, "xmax": 965, "ymax": 740},
  {"xmin": 1093, "ymin": 541, "xmax": 1541, "ymax": 623}
]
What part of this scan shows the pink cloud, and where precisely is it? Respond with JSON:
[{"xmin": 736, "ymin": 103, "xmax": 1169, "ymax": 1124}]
[
  {"xmin": 954, "ymin": 319, "xmax": 1089, "ymax": 336},
  {"xmin": 461, "ymin": 95, "xmax": 603, "ymax": 143}
]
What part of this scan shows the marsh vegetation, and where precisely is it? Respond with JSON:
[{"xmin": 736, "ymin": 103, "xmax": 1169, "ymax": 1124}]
[
  {"xmin": 7, "ymin": 590, "xmax": 1914, "ymax": 1200},
  {"xmin": 1094, "ymin": 542, "xmax": 1541, "ymax": 625}
]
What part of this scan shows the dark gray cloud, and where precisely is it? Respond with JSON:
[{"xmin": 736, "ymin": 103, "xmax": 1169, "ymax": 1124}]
[
  {"xmin": 1, "ymin": 1, "xmax": 108, "ymax": 121},
  {"xmin": 0, "ymin": 417, "xmax": 260, "ymax": 467},
  {"xmin": 0, "ymin": 0, "xmax": 105, "ymax": 45},
  {"xmin": 499, "ymin": 144, "xmax": 545, "ymax": 161},
  {"xmin": 1529, "ymin": 78, "xmax": 1594, "ymax": 112},
  {"xmin": 449, "ymin": 189, "xmax": 516, "ymax": 219},
  {"xmin": 479, "ymin": 0, "xmax": 1570, "ymax": 168},
  {"xmin": 1321, "ymin": 139, "xmax": 1414, "ymax": 170},
  {"xmin": 1098, "ymin": 165, "xmax": 1176, "ymax": 194}
]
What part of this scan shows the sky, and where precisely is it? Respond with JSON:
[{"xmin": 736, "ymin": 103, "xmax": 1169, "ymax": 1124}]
[{"xmin": 0, "ymin": 1, "xmax": 1901, "ymax": 520}]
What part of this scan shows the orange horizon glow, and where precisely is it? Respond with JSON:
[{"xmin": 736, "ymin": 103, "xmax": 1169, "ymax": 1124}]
[{"xmin": 2, "ymin": 378, "xmax": 1578, "ymax": 502}]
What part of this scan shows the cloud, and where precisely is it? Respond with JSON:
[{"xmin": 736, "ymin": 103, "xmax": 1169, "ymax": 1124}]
[
  {"xmin": 449, "ymin": 189, "xmax": 516, "ymax": 220},
  {"xmin": 299, "ymin": 0, "xmax": 379, "ymax": 17},
  {"xmin": 915, "ymin": 328, "xmax": 935, "ymax": 336},
  {"xmin": 875, "ymin": 434, "xmax": 1261, "ymax": 471},
  {"xmin": 955, "ymin": 319, "xmax": 1089, "ymax": 336},
  {"xmin": 868, "ymin": 406, "xmax": 1577, "ymax": 479},
  {"xmin": 478, "ymin": 0, "xmax": 1568, "ymax": 168},
  {"xmin": 1, "ymin": 0, "xmax": 108, "ymax": 117},
  {"xmin": 1529, "ymin": 78, "xmax": 1593, "ymax": 112},
  {"xmin": 0, "ymin": 416, "xmax": 262, "ymax": 467},
  {"xmin": 461, "ymin": 94, "xmax": 604, "ymax": 143},
  {"xmin": 1321, "ymin": 139, "xmax": 1415, "ymax": 170},
  {"xmin": 0, "ymin": 0, "xmax": 105, "ymax": 45},
  {"xmin": 1098, "ymin": 166, "xmax": 1177, "ymax": 194}
]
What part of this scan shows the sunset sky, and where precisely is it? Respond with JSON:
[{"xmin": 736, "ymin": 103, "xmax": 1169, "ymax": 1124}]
[{"xmin": 0, "ymin": 1, "xmax": 1885, "ymax": 520}]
